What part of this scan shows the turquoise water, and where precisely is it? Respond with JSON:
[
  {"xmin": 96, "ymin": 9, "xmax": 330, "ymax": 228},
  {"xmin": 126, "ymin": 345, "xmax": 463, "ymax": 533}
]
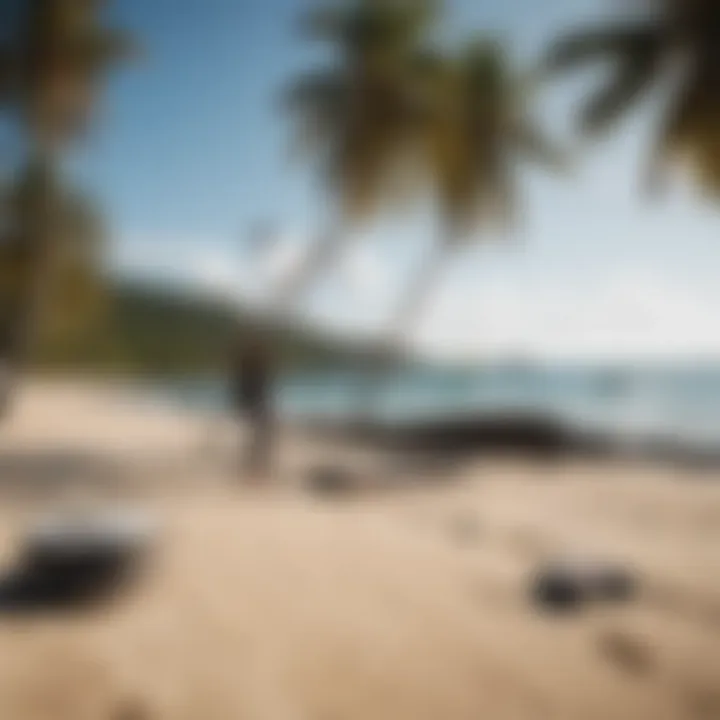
[{"xmin": 161, "ymin": 363, "xmax": 720, "ymax": 450}]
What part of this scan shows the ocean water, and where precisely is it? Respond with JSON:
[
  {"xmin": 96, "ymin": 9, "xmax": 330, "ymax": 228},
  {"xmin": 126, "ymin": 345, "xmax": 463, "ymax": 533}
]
[{"xmin": 161, "ymin": 363, "xmax": 720, "ymax": 451}]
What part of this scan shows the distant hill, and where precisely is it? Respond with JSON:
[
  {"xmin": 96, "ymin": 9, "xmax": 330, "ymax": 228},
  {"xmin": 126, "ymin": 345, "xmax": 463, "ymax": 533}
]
[{"xmin": 35, "ymin": 280, "xmax": 391, "ymax": 375}]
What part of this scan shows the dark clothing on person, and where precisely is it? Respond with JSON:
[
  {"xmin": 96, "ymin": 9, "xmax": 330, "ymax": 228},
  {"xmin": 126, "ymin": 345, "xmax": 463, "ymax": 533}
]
[
  {"xmin": 230, "ymin": 341, "xmax": 275, "ymax": 476},
  {"xmin": 232, "ymin": 350, "xmax": 271, "ymax": 414}
]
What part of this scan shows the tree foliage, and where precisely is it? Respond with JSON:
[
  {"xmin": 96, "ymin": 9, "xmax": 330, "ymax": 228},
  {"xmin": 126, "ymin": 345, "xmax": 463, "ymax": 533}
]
[
  {"xmin": 546, "ymin": 0, "xmax": 720, "ymax": 195},
  {"xmin": 286, "ymin": 0, "xmax": 438, "ymax": 223},
  {"xmin": 0, "ymin": 170, "xmax": 107, "ymax": 355},
  {"xmin": 0, "ymin": 0, "xmax": 135, "ymax": 143}
]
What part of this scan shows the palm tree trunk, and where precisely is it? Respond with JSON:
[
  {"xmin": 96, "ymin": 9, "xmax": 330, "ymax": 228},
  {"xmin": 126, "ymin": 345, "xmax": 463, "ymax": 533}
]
[
  {"xmin": 239, "ymin": 218, "xmax": 347, "ymax": 388},
  {"xmin": 356, "ymin": 242, "xmax": 449, "ymax": 421},
  {"xmin": 388, "ymin": 243, "xmax": 447, "ymax": 349},
  {"xmin": 233, "ymin": 220, "xmax": 348, "ymax": 475},
  {"xmin": 268, "ymin": 220, "xmax": 347, "ymax": 319},
  {"xmin": 0, "ymin": 153, "xmax": 59, "ymax": 418}
]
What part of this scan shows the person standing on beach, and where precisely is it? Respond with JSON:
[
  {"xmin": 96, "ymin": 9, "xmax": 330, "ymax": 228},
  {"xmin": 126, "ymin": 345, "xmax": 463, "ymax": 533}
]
[{"xmin": 230, "ymin": 335, "xmax": 276, "ymax": 481}]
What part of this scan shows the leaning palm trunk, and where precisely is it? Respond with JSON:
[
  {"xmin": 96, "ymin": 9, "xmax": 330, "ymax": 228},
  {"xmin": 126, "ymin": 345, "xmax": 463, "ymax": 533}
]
[
  {"xmin": 356, "ymin": 242, "xmax": 449, "ymax": 422},
  {"xmin": 387, "ymin": 243, "xmax": 447, "ymax": 350},
  {"xmin": 233, "ymin": 221, "xmax": 349, "ymax": 475},
  {"xmin": 240, "ymin": 220, "xmax": 348, "ymax": 366},
  {"xmin": 267, "ymin": 221, "xmax": 347, "ymax": 319}
]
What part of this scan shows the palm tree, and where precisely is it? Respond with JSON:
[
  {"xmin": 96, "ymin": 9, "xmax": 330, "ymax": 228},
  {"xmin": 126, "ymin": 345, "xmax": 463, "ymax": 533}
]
[
  {"xmin": 544, "ymin": 0, "xmax": 720, "ymax": 193},
  {"xmin": 232, "ymin": 0, "xmax": 437, "ymax": 471},
  {"xmin": 280, "ymin": 0, "xmax": 438, "ymax": 315},
  {"xmin": 383, "ymin": 39, "xmax": 562, "ymax": 355},
  {"xmin": 0, "ymin": 0, "xmax": 131, "ymax": 405},
  {"xmin": 0, "ymin": 176, "xmax": 107, "ymax": 361},
  {"xmin": 1, "ymin": 0, "xmax": 134, "ymax": 148}
]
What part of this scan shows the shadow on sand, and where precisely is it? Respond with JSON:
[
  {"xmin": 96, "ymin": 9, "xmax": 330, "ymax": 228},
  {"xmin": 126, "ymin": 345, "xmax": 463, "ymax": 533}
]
[
  {"xmin": 0, "ymin": 449, "xmax": 126, "ymax": 500},
  {"xmin": 0, "ymin": 552, "xmax": 136, "ymax": 616},
  {"xmin": 0, "ymin": 446, "xmax": 215, "ymax": 501},
  {"xmin": 0, "ymin": 513, "xmax": 152, "ymax": 616}
]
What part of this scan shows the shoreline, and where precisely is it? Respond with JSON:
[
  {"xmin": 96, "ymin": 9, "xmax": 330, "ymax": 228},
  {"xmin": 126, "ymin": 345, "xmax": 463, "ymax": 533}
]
[{"xmin": 15, "ymin": 376, "xmax": 720, "ymax": 472}]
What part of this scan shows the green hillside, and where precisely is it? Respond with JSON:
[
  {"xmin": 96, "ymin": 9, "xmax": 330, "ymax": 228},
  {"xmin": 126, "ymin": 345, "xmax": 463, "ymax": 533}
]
[{"xmin": 35, "ymin": 281, "xmax": 384, "ymax": 375}]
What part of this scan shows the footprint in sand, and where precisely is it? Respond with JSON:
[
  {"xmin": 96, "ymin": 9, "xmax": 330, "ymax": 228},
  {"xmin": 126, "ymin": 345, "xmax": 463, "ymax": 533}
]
[{"xmin": 596, "ymin": 629, "xmax": 656, "ymax": 677}]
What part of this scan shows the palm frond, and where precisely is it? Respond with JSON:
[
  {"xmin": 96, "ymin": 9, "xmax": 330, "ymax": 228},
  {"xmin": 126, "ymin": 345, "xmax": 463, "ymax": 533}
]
[
  {"xmin": 579, "ymin": 50, "xmax": 660, "ymax": 133},
  {"xmin": 544, "ymin": 23, "xmax": 658, "ymax": 72},
  {"xmin": 650, "ymin": 59, "xmax": 720, "ymax": 193},
  {"xmin": 284, "ymin": 71, "xmax": 347, "ymax": 114},
  {"xmin": 0, "ymin": 47, "xmax": 19, "ymax": 105},
  {"xmin": 427, "ymin": 39, "xmax": 516, "ymax": 240},
  {"xmin": 12, "ymin": 0, "xmax": 137, "ymax": 140},
  {"xmin": 511, "ymin": 120, "xmax": 567, "ymax": 171},
  {"xmin": 287, "ymin": 0, "xmax": 439, "ymax": 225}
]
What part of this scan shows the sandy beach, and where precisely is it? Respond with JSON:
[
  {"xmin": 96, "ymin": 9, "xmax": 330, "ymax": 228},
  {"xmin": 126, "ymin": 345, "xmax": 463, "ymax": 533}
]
[{"xmin": 0, "ymin": 381, "xmax": 719, "ymax": 720}]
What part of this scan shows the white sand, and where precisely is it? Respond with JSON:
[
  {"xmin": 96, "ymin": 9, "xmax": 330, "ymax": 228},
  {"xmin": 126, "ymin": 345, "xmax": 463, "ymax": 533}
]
[{"xmin": 0, "ymin": 381, "xmax": 718, "ymax": 720}]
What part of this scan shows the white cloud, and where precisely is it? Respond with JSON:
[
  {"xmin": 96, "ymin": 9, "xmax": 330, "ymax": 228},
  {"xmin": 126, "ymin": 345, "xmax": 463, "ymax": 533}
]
[
  {"xmin": 111, "ymin": 232, "xmax": 295, "ymax": 301},
  {"xmin": 417, "ymin": 267, "xmax": 720, "ymax": 361},
  {"xmin": 341, "ymin": 244, "xmax": 392, "ymax": 302},
  {"xmin": 193, "ymin": 253, "xmax": 245, "ymax": 295},
  {"xmin": 263, "ymin": 235, "xmax": 305, "ymax": 286}
]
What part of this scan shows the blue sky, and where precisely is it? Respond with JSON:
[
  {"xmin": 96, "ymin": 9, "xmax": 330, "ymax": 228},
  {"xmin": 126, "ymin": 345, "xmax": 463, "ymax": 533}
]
[{"xmin": 72, "ymin": 0, "xmax": 720, "ymax": 360}]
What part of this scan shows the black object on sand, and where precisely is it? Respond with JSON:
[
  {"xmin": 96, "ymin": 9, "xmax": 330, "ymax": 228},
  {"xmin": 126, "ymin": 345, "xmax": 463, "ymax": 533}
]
[
  {"xmin": 531, "ymin": 557, "xmax": 637, "ymax": 612},
  {"xmin": 0, "ymin": 511, "xmax": 155, "ymax": 612},
  {"xmin": 306, "ymin": 465, "xmax": 360, "ymax": 496}
]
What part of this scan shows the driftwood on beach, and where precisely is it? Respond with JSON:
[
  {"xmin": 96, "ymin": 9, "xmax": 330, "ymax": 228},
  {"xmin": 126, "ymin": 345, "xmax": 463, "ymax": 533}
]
[
  {"xmin": 301, "ymin": 412, "xmax": 720, "ymax": 468},
  {"xmin": 302, "ymin": 413, "xmax": 611, "ymax": 457}
]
